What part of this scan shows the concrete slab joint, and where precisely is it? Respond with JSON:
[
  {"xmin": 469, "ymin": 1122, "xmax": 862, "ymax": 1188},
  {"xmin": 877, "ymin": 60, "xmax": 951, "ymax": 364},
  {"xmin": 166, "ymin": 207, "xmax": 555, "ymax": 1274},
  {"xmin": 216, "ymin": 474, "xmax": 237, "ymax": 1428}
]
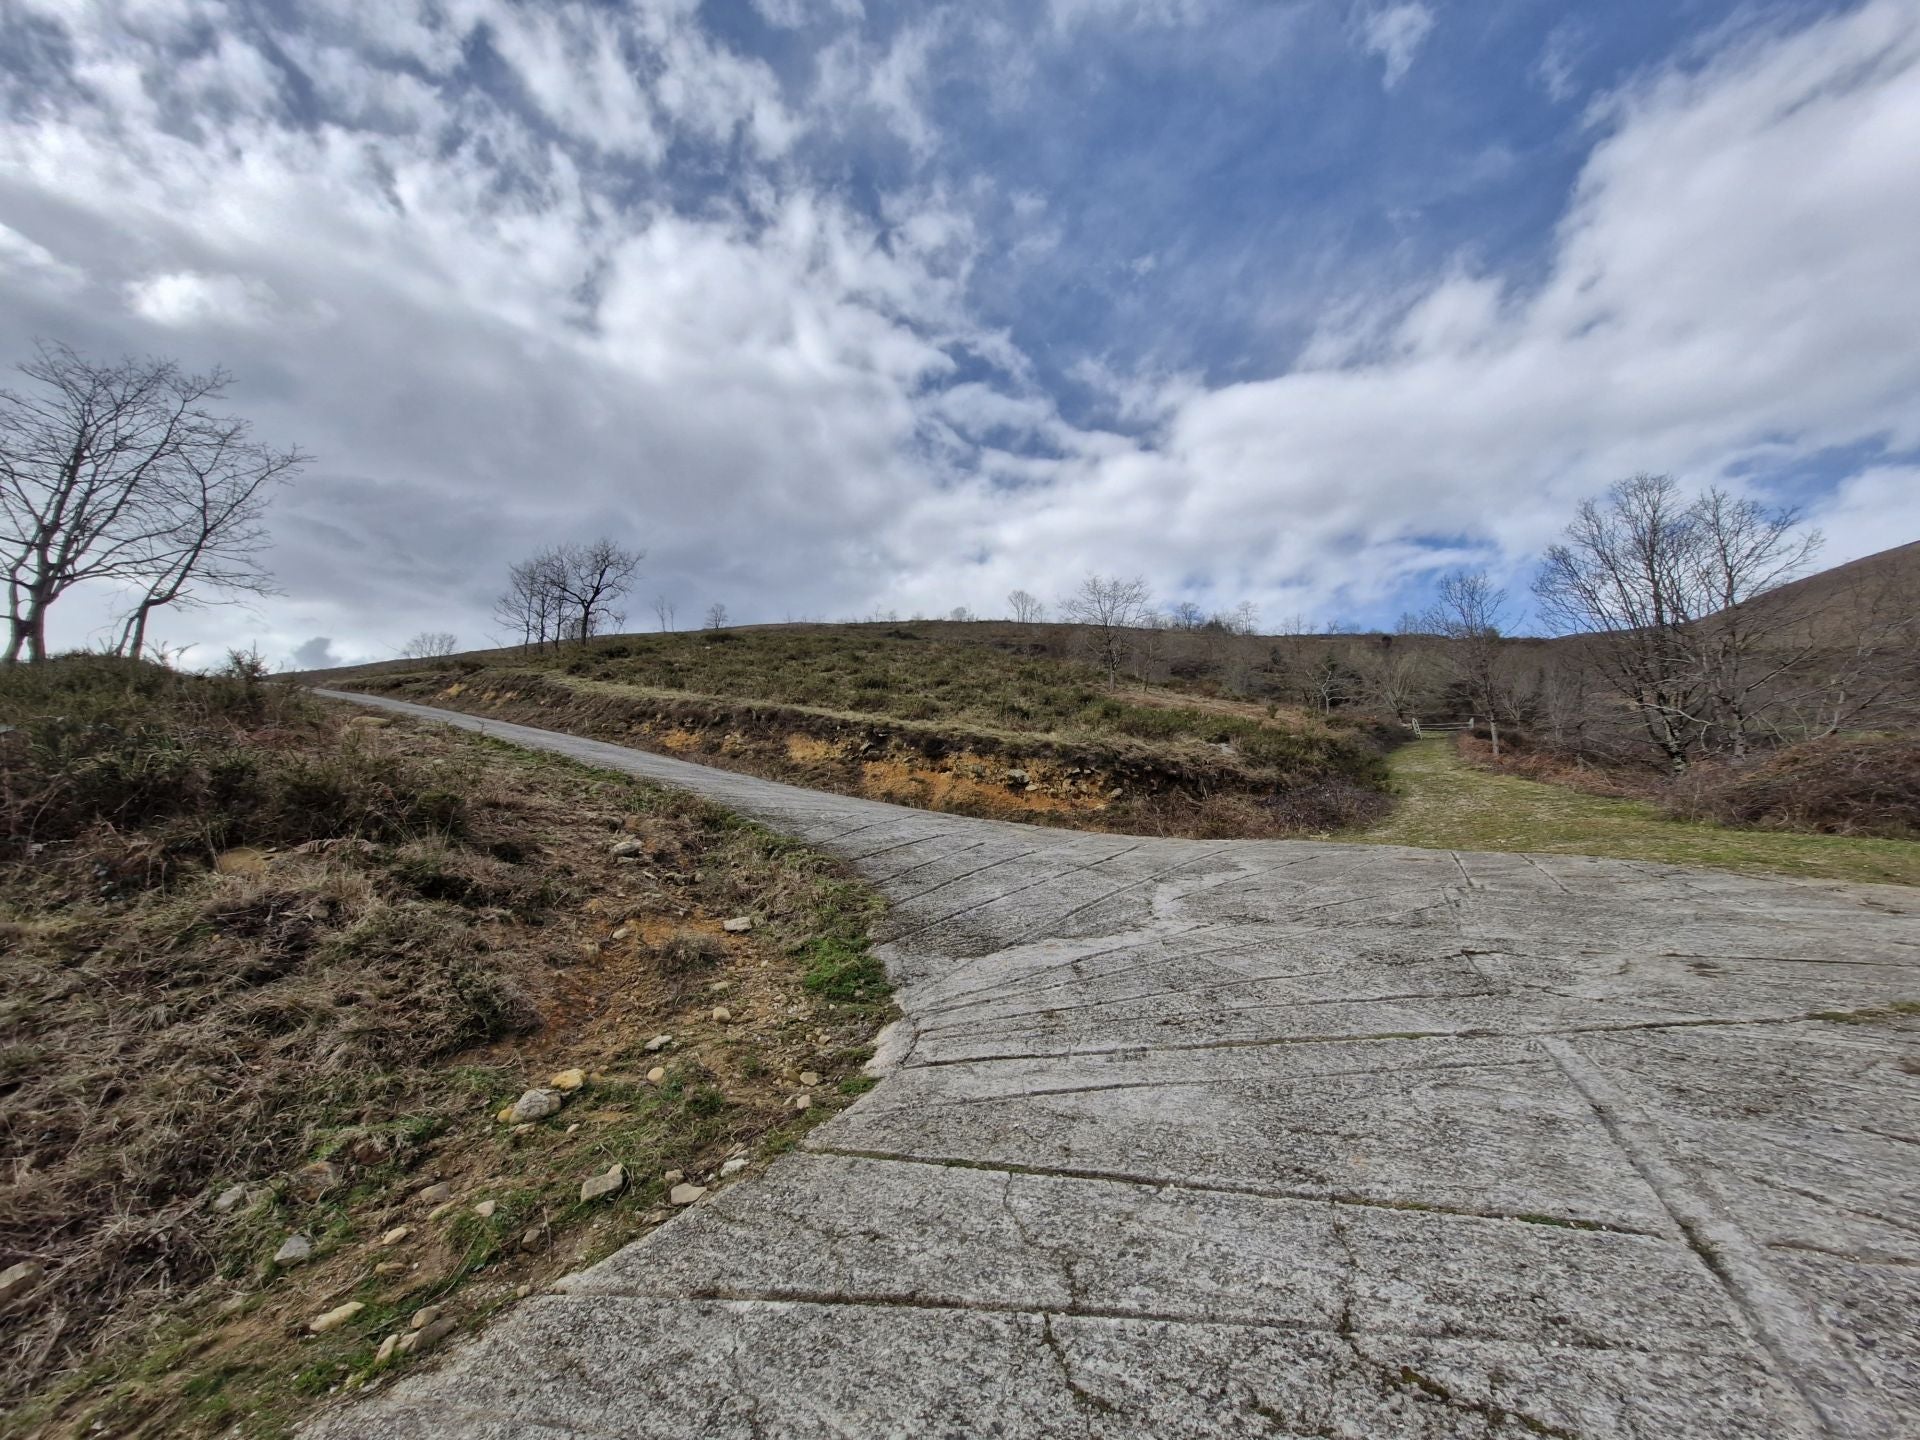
[{"xmin": 304, "ymin": 690, "xmax": 1920, "ymax": 1440}]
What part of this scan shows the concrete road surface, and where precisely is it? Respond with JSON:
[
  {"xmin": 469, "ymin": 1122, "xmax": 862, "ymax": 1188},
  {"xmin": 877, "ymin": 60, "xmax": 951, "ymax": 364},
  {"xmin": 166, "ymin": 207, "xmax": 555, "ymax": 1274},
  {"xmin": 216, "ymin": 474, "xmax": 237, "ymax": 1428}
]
[{"xmin": 304, "ymin": 690, "xmax": 1919, "ymax": 1439}]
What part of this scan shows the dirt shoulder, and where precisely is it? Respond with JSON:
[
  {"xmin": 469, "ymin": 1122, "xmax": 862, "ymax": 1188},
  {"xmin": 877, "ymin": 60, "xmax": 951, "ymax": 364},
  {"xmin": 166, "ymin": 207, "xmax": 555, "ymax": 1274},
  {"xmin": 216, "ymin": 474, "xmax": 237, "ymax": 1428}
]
[{"xmin": 1, "ymin": 660, "xmax": 894, "ymax": 1439}]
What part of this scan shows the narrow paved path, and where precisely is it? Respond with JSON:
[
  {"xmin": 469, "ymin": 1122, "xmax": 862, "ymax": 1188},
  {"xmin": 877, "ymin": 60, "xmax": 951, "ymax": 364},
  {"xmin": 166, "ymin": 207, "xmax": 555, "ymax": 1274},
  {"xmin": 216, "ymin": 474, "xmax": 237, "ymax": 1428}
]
[{"xmin": 307, "ymin": 691, "xmax": 1919, "ymax": 1440}]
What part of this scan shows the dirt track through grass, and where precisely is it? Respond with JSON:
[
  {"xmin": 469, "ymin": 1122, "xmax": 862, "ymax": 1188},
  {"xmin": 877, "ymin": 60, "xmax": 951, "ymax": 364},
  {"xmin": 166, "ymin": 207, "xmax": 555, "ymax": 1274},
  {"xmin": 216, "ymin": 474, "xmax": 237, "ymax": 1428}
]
[{"xmin": 1348, "ymin": 737, "xmax": 1920, "ymax": 888}]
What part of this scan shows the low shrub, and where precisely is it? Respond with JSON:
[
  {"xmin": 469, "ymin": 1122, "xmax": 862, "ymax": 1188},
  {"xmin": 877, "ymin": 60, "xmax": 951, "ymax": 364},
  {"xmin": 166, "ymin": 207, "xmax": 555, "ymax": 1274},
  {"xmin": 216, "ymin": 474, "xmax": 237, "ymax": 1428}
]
[{"xmin": 1671, "ymin": 737, "xmax": 1920, "ymax": 838}]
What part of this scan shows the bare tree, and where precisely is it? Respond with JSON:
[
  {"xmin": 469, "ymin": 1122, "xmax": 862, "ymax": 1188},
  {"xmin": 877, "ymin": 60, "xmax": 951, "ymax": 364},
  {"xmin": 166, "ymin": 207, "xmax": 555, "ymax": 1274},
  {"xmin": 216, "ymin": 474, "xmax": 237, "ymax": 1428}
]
[
  {"xmin": 1007, "ymin": 589, "xmax": 1045, "ymax": 624},
  {"xmin": 1168, "ymin": 600, "xmax": 1205, "ymax": 631},
  {"xmin": 1535, "ymin": 474, "xmax": 1824, "ymax": 770},
  {"xmin": 1424, "ymin": 571, "xmax": 1513, "ymax": 754},
  {"xmin": 948, "ymin": 605, "xmax": 975, "ymax": 622},
  {"xmin": 494, "ymin": 549, "xmax": 566, "ymax": 650},
  {"xmin": 554, "ymin": 539, "xmax": 641, "ymax": 644},
  {"xmin": 704, "ymin": 602, "xmax": 729, "ymax": 630},
  {"xmin": 1061, "ymin": 574, "xmax": 1153, "ymax": 687},
  {"xmin": 653, "ymin": 595, "xmax": 676, "ymax": 631},
  {"xmin": 494, "ymin": 541, "xmax": 640, "ymax": 649},
  {"xmin": 1353, "ymin": 633, "xmax": 1440, "ymax": 721},
  {"xmin": 400, "ymin": 631, "xmax": 459, "ymax": 659},
  {"xmin": 1, "ymin": 342, "xmax": 304, "ymax": 663}
]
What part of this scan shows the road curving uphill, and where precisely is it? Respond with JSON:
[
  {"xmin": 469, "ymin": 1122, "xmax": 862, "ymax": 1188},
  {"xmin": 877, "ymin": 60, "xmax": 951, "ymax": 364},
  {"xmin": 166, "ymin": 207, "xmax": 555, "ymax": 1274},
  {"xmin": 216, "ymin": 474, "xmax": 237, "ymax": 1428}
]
[{"xmin": 305, "ymin": 689, "xmax": 1919, "ymax": 1440}]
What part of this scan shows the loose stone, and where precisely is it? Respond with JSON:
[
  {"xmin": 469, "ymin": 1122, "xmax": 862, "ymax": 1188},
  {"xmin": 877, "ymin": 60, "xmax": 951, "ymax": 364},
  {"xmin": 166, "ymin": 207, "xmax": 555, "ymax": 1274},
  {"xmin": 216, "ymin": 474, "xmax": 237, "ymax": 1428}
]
[
  {"xmin": 308, "ymin": 1301, "xmax": 365, "ymax": 1334},
  {"xmin": 0, "ymin": 1262, "xmax": 45, "ymax": 1306},
  {"xmin": 473, "ymin": 1200, "xmax": 497, "ymax": 1219},
  {"xmin": 380, "ymin": 1226, "xmax": 411, "ymax": 1246},
  {"xmin": 272, "ymin": 1234, "xmax": 313, "ymax": 1266},
  {"xmin": 722, "ymin": 916, "xmax": 754, "ymax": 932},
  {"xmin": 581, "ymin": 1163, "xmax": 628, "ymax": 1202},
  {"xmin": 711, "ymin": 1006, "xmax": 732, "ymax": 1023},
  {"xmin": 507, "ymin": 1089, "xmax": 562, "ymax": 1123},
  {"xmin": 410, "ymin": 1306, "xmax": 442, "ymax": 1331},
  {"xmin": 416, "ymin": 1182, "xmax": 453, "ymax": 1205},
  {"xmin": 213, "ymin": 1184, "xmax": 249, "ymax": 1213},
  {"xmin": 647, "ymin": 1066, "xmax": 667, "ymax": 1083},
  {"xmin": 549, "ymin": 1068, "xmax": 586, "ymax": 1091},
  {"xmin": 662, "ymin": 1168, "xmax": 685, "ymax": 1184},
  {"xmin": 410, "ymin": 1317, "xmax": 457, "ymax": 1355},
  {"xmin": 288, "ymin": 1160, "xmax": 341, "ymax": 1201},
  {"xmin": 668, "ymin": 1183, "xmax": 707, "ymax": 1206},
  {"xmin": 798, "ymin": 1071, "xmax": 821, "ymax": 1087},
  {"xmin": 719, "ymin": 1158, "xmax": 748, "ymax": 1178},
  {"xmin": 643, "ymin": 1034, "xmax": 673, "ymax": 1052}
]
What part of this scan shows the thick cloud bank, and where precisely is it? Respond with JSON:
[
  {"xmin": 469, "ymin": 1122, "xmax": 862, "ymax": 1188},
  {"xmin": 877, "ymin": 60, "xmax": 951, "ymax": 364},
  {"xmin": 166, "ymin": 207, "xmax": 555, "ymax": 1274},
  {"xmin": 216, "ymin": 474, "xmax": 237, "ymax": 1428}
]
[{"xmin": 1, "ymin": 0, "xmax": 1915, "ymax": 663}]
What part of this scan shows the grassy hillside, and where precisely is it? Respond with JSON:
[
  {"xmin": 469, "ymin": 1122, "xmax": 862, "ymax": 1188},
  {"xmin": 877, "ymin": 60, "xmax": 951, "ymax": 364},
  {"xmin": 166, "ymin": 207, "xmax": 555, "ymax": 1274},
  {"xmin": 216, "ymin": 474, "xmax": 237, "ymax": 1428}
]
[
  {"xmin": 328, "ymin": 624, "xmax": 1399, "ymax": 837},
  {"xmin": 0, "ymin": 657, "xmax": 892, "ymax": 1438}
]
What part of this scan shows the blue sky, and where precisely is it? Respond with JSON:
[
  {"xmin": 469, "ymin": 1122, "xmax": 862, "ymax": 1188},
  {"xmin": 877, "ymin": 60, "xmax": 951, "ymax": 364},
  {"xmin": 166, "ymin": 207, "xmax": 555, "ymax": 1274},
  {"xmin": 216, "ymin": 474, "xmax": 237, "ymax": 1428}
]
[{"xmin": 2, "ymin": 0, "xmax": 1917, "ymax": 663}]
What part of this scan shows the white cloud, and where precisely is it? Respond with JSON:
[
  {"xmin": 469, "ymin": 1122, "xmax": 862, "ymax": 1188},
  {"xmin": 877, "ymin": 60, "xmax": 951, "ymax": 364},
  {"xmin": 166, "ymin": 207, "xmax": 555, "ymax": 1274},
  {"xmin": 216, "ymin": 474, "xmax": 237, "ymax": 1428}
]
[
  {"xmin": 1360, "ymin": 3, "xmax": 1435, "ymax": 90},
  {"xmin": 0, "ymin": 0, "xmax": 1917, "ymax": 656},
  {"xmin": 0, "ymin": 221, "xmax": 84, "ymax": 293},
  {"xmin": 750, "ymin": 0, "xmax": 863, "ymax": 29},
  {"xmin": 126, "ymin": 270, "xmax": 287, "ymax": 328}
]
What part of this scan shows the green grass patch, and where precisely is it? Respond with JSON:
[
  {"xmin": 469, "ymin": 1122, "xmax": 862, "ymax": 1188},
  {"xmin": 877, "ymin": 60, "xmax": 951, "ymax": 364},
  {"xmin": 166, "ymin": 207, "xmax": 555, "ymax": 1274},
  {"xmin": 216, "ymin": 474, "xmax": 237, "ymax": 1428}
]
[{"xmin": 1347, "ymin": 738, "xmax": 1920, "ymax": 888}]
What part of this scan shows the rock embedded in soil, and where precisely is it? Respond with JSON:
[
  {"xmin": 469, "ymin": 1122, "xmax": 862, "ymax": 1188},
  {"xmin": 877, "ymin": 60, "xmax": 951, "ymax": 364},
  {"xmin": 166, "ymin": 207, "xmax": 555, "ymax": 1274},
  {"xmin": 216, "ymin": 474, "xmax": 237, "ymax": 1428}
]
[
  {"xmin": 380, "ymin": 1226, "xmax": 411, "ymax": 1247},
  {"xmin": 643, "ymin": 1034, "xmax": 673, "ymax": 1052},
  {"xmin": 212, "ymin": 1184, "xmax": 250, "ymax": 1213},
  {"xmin": 791, "ymin": 1094, "xmax": 813, "ymax": 1111},
  {"xmin": 405, "ymin": 1317, "xmax": 458, "ymax": 1356},
  {"xmin": 416, "ymin": 1182, "xmax": 453, "ymax": 1206},
  {"xmin": 668, "ymin": 1183, "xmax": 706, "ymax": 1206},
  {"xmin": 0, "ymin": 1261, "xmax": 45, "ymax": 1307},
  {"xmin": 711, "ymin": 1006, "xmax": 732, "ymax": 1023},
  {"xmin": 410, "ymin": 1306, "xmax": 442, "ymax": 1331},
  {"xmin": 506, "ymin": 1089, "xmax": 562, "ymax": 1123},
  {"xmin": 798, "ymin": 1071, "xmax": 821, "ymax": 1087},
  {"xmin": 662, "ymin": 1169, "xmax": 685, "ymax": 1184},
  {"xmin": 548, "ymin": 1068, "xmax": 586, "ymax": 1091},
  {"xmin": 646, "ymin": 1066, "xmax": 667, "ymax": 1083},
  {"xmin": 473, "ymin": 1200, "xmax": 497, "ymax": 1219},
  {"xmin": 610, "ymin": 839, "xmax": 648, "ymax": 858},
  {"xmin": 308, "ymin": 1301, "xmax": 365, "ymax": 1334},
  {"xmin": 273, "ymin": 1234, "xmax": 313, "ymax": 1266},
  {"xmin": 288, "ymin": 1160, "xmax": 341, "ymax": 1201},
  {"xmin": 719, "ymin": 1158, "xmax": 748, "ymax": 1179},
  {"xmin": 580, "ymin": 1163, "xmax": 628, "ymax": 1202},
  {"xmin": 375, "ymin": 1334, "xmax": 400, "ymax": 1364},
  {"xmin": 722, "ymin": 916, "xmax": 754, "ymax": 932}
]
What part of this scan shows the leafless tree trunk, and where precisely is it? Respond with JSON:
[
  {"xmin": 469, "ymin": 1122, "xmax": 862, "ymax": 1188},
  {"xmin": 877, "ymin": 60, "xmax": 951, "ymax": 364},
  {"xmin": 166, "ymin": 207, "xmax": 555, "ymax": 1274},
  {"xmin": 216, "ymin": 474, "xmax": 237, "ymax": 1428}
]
[
  {"xmin": 704, "ymin": 602, "xmax": 728, "ymax": 630},
  {"xmin": 1007, "ymin": 589, "xmax": 1045, "ymax": 624},
  {"xmin": 1, "ymin": 341, "xmax": 303, "ymax": 663},
  {"xmin": 495, "ymin": 550, "xmax": 567, "ymax": 651},
  {"xmin": 653, "ymin": 595, "xmax": 676, "ymax": 631},
  {"xmin": 1060, "ymin": 574, "xmax": 1152, "ymax": 687},
  {"xmin": 1535, "ymin": 473, "xmax": 1825, "ymax": 771},
  {"xmin": 1424, "ymin": 571, "xmax": 1512, "ymax": 754},
  {"xmin": 555, "ymin": 539, "xmax": 641, "ymax": 645}
]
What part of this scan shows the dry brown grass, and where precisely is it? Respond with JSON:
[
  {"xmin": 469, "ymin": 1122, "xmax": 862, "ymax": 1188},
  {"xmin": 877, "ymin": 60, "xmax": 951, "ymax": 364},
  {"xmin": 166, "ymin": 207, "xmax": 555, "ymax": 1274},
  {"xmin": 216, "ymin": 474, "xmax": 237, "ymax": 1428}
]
[{"xmin": 0, "ymin": 659, "xmax": 892, "ymax": 1438}]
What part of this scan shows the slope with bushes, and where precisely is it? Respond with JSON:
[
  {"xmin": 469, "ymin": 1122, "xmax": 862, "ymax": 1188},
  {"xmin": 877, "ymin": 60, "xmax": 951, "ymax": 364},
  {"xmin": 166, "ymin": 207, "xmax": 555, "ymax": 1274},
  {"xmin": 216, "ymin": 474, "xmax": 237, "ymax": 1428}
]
[
  {"xmin": 329, "ymin": 625, "xmax": 1399, "ymax": 837},
  {"xmin": 0, "ymin": 656, "xmax": 892, "ymax": 1438}
]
